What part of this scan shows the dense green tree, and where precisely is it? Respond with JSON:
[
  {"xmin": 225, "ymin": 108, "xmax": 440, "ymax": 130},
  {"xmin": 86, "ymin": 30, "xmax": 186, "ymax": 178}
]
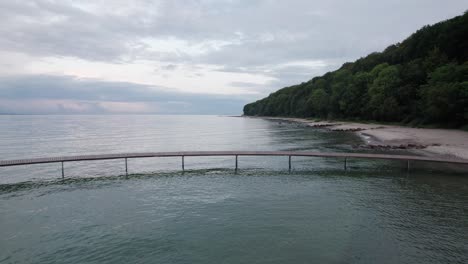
[
  {"xmin": 308, "ymin": 89, "xmax": 329, "ymax": 117},
  {"xmin": 420, "ymin": 82, "xmax": 468, "ymax": 125},
  {"xmin": 244, "ymin": 12, "xmax": 468, "ymax": 128}
]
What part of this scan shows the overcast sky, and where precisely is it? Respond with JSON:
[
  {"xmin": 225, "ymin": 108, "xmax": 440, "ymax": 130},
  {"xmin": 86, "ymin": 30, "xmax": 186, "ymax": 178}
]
[{"xmin": 0, "ymin": 0, "xmax": 466, "ymax": 114}]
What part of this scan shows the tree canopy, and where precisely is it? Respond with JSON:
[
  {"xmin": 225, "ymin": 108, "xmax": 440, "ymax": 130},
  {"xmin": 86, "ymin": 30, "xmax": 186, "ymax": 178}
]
[{"xmin": 244, "ymin": 12, "xmax": 468, "ymax": 128}]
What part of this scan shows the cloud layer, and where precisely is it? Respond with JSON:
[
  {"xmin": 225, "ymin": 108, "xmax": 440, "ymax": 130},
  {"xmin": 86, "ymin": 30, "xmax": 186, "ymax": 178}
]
[
  {"xmin": 0, "ymin": 0, "xmax": 466, "ymax": 114},
  {"xmin": 0, "ymin": 75, "xmax": 249, "ymax": 114}
]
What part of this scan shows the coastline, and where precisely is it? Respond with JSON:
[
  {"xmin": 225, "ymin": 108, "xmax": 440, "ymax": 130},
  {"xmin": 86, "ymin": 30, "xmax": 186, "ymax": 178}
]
[{"xmin": 245, "ymin": 116, "xmax": 468, "ymax": 161}]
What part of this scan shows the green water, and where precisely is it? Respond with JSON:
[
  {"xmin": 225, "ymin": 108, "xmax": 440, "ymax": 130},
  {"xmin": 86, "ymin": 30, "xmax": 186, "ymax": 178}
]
[{"xmin": 0, "ymin": 116, "xmax": 467, "ymax": 263}]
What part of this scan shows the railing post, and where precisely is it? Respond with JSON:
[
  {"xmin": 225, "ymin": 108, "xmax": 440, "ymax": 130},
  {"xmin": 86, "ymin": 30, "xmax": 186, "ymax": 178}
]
[
  {"xmin": 235, "ymin": 155, "xmax": 238, "ymax": 171},
  {"xmin": 182, "ymin": 156, "xmax": 185, "ymax": 171},
  {"xmin": 61, "ymin": 161, "xmax": 64, "ymax": 179},
  {"xmin": 288, "ymin": 156, "xmax": 291, "ymax": 171},
  {"xmin": 344, "ymin": 158, "xmax": 347, "ymax": 171},
  {"xmin": 125, "ymin": 158, "xmax": 128, "ymax": 177}
]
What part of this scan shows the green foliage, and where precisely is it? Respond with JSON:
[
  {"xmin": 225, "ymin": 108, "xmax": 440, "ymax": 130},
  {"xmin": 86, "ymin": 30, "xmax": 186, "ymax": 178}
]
[
  {"xmin": 308, "ymin": 88, "xmax": 329, "ymax": 116},
  {"xmin": 243, "ymin": 12, "xmax": 468, "ymax": 128}
]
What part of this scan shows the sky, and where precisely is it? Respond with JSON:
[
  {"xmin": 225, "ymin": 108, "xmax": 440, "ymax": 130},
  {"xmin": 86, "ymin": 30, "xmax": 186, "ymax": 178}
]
[{"xmin": 0, "ymin": 0, "xmax": 466, "ymax": 115}]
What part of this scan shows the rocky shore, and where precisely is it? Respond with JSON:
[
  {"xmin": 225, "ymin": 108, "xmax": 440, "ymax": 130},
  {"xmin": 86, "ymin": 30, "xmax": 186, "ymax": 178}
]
[{"xmin": 246, "ymin": 116, "xmax": 468, "ymax": 160}]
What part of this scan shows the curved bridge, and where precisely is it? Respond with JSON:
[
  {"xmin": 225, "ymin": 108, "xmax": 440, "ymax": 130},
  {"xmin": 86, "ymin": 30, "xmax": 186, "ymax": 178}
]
[{"xmin": 1, "ymin": 151, "xmax": 467, "ymax": 178}]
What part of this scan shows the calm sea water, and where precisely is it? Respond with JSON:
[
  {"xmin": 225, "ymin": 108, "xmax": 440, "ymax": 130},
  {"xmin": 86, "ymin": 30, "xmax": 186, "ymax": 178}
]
[{"xmin": 0, "ymin": 115, "xmax": 467, "ymax": 263}]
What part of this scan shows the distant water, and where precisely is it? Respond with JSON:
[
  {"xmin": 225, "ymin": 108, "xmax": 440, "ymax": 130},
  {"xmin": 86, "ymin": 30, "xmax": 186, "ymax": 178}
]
[{"xmin": 0, "ymin": 115, "xmax": 467, "ymax": 263}]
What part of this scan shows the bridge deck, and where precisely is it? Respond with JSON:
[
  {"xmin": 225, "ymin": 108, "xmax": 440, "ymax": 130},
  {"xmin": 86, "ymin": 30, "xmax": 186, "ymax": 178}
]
[{"xmin": 1, "ymin": 151, "xmax": 468, "ymax": 167}]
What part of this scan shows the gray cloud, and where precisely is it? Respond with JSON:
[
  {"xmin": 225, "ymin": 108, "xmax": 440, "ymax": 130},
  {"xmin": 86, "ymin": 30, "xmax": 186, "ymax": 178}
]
[
  {"xmin": 223, "ymin": 61, "xmax": 342, "ymax": 94},
  {"xmin": 0, "ymin": 0, "xmax": 466, "ymax": 113},
  {"xmin": 161, "ymin": 64, "xmax": 178, "ymax": 71},
  {"xmin": 0, "ymin": 1, "xmax": 130, "ymax": 61},
  {"xmin": 0, "ymin": 75, "xmax": 250, "ymax": 114},
  {"xmin": 2, "ymin": 0, "xmax": 466, "ymax": 64}
]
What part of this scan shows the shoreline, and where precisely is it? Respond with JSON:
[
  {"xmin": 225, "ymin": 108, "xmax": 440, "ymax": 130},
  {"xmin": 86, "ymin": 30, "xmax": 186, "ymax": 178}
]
[{"xmin": 245, "ymin": 116, "xmax": 468, "ymax": 161}]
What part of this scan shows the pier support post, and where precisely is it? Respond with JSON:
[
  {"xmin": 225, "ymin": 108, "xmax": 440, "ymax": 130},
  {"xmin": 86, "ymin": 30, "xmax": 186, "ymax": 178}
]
[
  {"xmin": 289, "ymin": 156, "xmax": 292, "ymax": 171},
  {"xmin": 344, "ymin": 158, "xmax": 347, "ymax": 171},
  {"xmin": 61, "ymin": 161, "xmax": 64, "ymax": 179},
  {"xmin": 235, "ymin": 155, "xmax": 238, "ymax": 171},
  {"xmin": 125, "ymin": 158, "xmax": 128, "ymax": 177},
  {"xmin": 182, "ymin": 156, "xmax": 185, "ymax": 171},
  {"xmin": 407, "ymin": 160, "xmax": 410, "ymax": 172}
]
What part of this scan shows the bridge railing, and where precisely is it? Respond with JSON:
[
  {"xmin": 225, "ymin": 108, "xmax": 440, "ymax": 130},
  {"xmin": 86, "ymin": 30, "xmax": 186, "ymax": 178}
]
[{"xmin": 1, "ymin": 151, "xmax": 467, "ymax": 178}]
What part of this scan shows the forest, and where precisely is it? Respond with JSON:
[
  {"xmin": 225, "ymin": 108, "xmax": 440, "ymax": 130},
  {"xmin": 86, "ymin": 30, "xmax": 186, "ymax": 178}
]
[{"xmin": 243, "ymin": 12, "xmax": 468, "ymax": 128}]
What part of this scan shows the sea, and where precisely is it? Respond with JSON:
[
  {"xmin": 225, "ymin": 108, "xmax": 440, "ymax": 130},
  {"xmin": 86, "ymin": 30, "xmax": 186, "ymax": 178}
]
[{"xmin": 0, "ymin": 115, "xmax": 467, "ymax": 263}]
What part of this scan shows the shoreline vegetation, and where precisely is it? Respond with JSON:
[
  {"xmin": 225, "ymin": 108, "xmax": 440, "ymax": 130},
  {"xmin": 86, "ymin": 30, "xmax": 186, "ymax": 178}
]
[
  {"xmin": 243, "ymin": 116, "xmax": 468, "ymax": 161},
  {"xmin": 243, "ymin": 12, "xmax": 468, "ymax": 129}
]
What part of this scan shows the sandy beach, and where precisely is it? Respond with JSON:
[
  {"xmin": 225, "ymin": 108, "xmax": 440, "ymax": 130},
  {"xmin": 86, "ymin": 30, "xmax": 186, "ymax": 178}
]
[{"xmin": 248, "ymin": 116, "xmax": 468, "ymax": 160}]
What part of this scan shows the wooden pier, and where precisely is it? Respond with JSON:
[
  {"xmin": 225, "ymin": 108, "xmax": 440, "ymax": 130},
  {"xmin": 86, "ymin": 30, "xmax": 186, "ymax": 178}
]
[{"xmin": 1, "ymin": 151, "xmax": 467, "ymax": 178}]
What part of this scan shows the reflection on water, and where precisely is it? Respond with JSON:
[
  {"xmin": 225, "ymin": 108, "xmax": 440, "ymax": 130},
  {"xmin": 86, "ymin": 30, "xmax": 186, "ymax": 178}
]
[
  {"xmin": 1, "ymin": 170, "xmax": 467, "ymax": 264},
  {"xmin": 0, "ymin": 116, "xmax": 467, "ymax": 263},
  {"xmin": 0, "ymin": 115, "xmax": 365, "ymax": 183}
]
